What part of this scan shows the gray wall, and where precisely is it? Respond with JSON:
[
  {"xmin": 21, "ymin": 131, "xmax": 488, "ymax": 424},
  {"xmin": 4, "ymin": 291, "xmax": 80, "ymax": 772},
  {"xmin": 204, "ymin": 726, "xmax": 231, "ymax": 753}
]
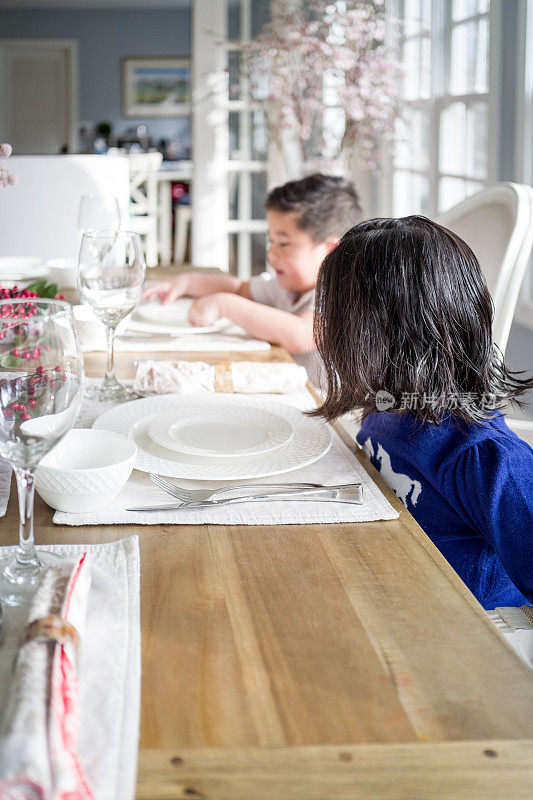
[{"xmin": 0, "ymin": 7, "xmax": 191, "ymax": 145}]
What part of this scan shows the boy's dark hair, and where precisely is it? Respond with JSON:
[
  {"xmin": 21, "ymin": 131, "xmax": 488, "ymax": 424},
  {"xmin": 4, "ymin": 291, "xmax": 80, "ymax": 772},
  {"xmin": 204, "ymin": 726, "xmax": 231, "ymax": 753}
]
[
  {"xmin": 313, "ymin": 215, "xmax": 533, "ymax": 425},
  {"xmin": 265, "ymin": 173, "xmax": 363, "ymax": 243}
]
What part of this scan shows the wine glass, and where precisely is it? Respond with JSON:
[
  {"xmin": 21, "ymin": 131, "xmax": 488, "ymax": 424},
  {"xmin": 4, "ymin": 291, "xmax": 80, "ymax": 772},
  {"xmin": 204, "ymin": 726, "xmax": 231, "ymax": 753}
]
[
  {"xmin": 78, "ymin": 230, "xmax": 145, "ymax": 402},
  {"xmin": 77, "ymin": 194, "xmax": 121, "ymax": 236},
  {"xmin": 0, "ymin": 298, "xmax": 83, "ymax": 607}
]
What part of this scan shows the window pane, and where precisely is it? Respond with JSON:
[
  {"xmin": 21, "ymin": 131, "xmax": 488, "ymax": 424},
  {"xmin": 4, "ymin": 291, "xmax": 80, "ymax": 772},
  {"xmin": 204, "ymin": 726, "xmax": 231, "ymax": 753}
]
[
  {"xmin": 405, "ymin": 0, "xmax": 431, "ymax": 36},
  {"xmin": 403, "ymin": 36, "xmax": 431, "ymax": 100},
  {"xmin": 323, "ymin": 106, "xmax": 345, "ymax": 160},
  {"xmin": 252, "ymin": 172, "xmax": 267, "ymax": 219},
  {"xmin": 229, "ymin": 112, "xmax": 240, "ymax": 156},
  {"xmin": 252, "ymin": 108, "xmax": 268, "ymax": 159},
  {"xmin": 452, "ymin": 0, "xmax": 481, "ymax": 21},
  {"xmin": 466, "ymin": 102, "xmax": 488, "ymax": 178},
  {"xmin": 228, "ymin": 50, "xmax": 241, "ymax": 101},
  {"xmin": 440, "ymin": 101, "xmax": 487, "ymax": 178},
  {"xmin": 393, "ymin": 170, "xmax": 430, "ymax": 215},
  {"xmin": 439, "ymin": 176, "xmax": 467, "ymax": 211},
  {"xmin": 396, "ymin": 108, "xmax": 430, "ymax": 171},
  {"xmin": 440, "ymin": 102, "xmax": 466, "ymax": 175},
  {"xmin": 450, "ymin": 19, "xmax": 489, "ymax": 94},
  {"xmin": 251, "ymin": 232, "xmax": 267, "ymax": 275}
]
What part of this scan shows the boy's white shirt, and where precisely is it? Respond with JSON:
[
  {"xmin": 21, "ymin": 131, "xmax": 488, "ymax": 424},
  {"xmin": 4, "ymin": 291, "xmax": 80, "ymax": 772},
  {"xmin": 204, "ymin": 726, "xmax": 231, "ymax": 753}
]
[{"xmin": 249, "ymin": 272, "xmax": 324, "ymax": 387}]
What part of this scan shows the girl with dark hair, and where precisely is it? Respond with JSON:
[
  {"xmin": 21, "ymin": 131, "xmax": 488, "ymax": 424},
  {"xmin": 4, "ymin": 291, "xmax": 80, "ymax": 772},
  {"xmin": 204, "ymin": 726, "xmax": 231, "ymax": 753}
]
[{"xmin": 314, "ymin": 215, "xmax": 533, "ymax": 609}]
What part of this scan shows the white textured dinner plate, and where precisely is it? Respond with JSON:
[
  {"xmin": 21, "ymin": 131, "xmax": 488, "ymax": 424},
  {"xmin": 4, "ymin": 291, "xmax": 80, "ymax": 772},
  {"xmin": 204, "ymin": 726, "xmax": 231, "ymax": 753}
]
[
  {"xmin": 129, "ymin": 298, "xmax": 229, "ymax": 335},
  {"xmin": 147, "ymin": 401, "xmax": 294, "ymax": 458},
  {"xmin": 0, "ymin": 256, "xmax": 48, "ymax": 281},
  {"xmin": 92, "ymin": 395, "xmax": 332, "ymax": 480}
]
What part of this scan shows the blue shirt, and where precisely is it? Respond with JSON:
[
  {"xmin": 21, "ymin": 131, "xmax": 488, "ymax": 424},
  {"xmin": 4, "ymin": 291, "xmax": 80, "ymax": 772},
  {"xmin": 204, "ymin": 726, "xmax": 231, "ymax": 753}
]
[{"xmin": 357, "ymin": 412, "xmax": 533, "ymax": 609}]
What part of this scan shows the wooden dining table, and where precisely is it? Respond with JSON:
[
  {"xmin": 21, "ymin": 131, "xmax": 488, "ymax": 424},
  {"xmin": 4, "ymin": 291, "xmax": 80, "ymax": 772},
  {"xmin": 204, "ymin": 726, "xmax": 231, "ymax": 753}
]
[{"xmin": 3, "ymin": 337, "xmax": 533, "ymax": 799}]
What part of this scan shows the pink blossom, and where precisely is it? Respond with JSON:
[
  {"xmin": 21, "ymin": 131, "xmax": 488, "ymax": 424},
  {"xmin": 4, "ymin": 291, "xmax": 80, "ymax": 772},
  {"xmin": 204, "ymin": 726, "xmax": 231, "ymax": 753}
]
[
  {"xmin": 237, "ymin": 0, "xmax": 402, "ymax": 172},
  {"xmin": 0, "ymin": 143, "xmax": 12, "ymax": 159}
]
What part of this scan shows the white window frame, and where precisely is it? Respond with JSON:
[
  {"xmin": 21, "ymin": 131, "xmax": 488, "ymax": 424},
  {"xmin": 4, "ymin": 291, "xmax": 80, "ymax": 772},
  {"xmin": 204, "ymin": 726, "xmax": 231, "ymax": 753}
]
[
  {"xmin": 385, "ymin": 0, "xmax": 500, "ymax": 218},
  {"xmin": 515, "ymin": 0, "xmax": 533, "ymax": 330}
]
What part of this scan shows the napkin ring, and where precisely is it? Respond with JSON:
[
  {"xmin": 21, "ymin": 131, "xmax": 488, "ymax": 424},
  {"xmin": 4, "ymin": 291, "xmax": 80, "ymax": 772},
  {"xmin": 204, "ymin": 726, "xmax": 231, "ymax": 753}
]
[
  {"xmin": 214, "ymin": 361, "xmax": 233, "ymax": 393},
  {"xmin": 21, "ymin": 614, "xmax": 80, "ymax": 654}
]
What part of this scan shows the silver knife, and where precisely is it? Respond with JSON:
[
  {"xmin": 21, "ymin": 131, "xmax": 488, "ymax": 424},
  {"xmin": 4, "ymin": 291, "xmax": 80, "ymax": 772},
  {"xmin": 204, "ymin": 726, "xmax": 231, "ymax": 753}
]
[{"xmin": 127, "ymin": 483, "xmax": 363, "ymax": 511}]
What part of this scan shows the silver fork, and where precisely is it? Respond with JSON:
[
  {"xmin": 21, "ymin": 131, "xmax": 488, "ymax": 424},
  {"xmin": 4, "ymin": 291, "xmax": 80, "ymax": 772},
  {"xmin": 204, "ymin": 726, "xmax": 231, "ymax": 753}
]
[
  {"xmin": 149, "ymin": 472, "xmax": 324, "ymax": 503},
  {"xmin": 128, "ymin": 483, "xmax": 363, "ymax": 511}
]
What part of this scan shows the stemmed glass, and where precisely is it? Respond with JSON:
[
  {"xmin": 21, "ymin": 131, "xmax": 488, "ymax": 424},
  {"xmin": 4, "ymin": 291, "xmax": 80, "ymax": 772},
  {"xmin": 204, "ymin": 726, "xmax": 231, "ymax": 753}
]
[
  {"xmin": 78, "ymin": 230, "xmax": 145, "ymax": 402},
  {"xmin": 0, "ymin": 299, "xmax": 83, "ymax": 607},
  {"xmin": 77, "ymin": 194, "xmax": 121, "ymax": 236}
]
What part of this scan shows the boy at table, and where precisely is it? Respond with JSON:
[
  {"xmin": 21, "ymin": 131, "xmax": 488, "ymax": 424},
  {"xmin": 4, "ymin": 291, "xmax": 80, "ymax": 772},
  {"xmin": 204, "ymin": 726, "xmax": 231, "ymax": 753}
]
[{"xmin": 142, "ymin": 173, "xmax": 363, "ymax": 387}]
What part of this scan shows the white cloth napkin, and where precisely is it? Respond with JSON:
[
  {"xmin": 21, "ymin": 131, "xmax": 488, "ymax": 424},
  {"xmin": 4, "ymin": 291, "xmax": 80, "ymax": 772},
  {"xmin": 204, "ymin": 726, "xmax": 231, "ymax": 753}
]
[
  {"xmin": 133, "ymin": 359, "xmax": 308, "ymax": 395},
  {"xmin": 0, "ymin": 536, "xmax": 141, "ymax": 800},
  {"xmin": 0, "ymin": 553, "xmax": 92, "ymax": 799},
  {"xmin": 53, "ymin": 391, "xmax": 399, "ymax": 527},
  {"xmin": 0, "ymin": 457, "xmax": 11, "ymax": 518}
]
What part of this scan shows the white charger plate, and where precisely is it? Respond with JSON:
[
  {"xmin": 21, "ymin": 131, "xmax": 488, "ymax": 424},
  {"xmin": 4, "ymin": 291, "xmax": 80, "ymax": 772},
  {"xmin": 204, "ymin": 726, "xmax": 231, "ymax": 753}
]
[
  {"xmin": 0, "ymin": 256, "xmax": 48, "ymax": 282},
  {"xmin": 129, "ymin": 298, "xmax": 229, "ymax": 335},
  {"xmin": 92, "ymin": 395, "xmax": 332, "ymax": 480},
  {"xmin": 147, "ymin": 401, "xmax": 294, "ymax": 458}
]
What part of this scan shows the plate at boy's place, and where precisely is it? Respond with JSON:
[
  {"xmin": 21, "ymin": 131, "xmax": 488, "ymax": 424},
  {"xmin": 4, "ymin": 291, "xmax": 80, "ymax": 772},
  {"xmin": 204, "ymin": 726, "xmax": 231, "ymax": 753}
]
[{"xmin": 128, "ymin": 298, "xmax": 230, "ymax": 335}]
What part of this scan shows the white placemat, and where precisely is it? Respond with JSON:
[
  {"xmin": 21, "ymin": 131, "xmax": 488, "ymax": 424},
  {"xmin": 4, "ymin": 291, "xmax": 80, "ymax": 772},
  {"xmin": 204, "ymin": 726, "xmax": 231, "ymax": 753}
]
[
  {"xmin": 81, "ymin": 325, "xmax": 271, "ymax": 353},
  {"xmin": 0, "ymin": 536, "xmax": 141, "ymax": 800},
  {"xmin": 0, "ymin": 457, "xmax": 11, "ymax": 518},
  {"xmin": 54, "ymin": 391, "xmax": 399, "ymax": 527}
]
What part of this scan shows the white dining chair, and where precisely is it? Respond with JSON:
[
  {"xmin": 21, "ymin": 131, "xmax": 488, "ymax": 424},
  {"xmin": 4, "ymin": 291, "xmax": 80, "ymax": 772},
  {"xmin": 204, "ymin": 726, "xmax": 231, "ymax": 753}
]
[
  {"xmin": 438, "ymin": 182, "xmax": 533, "ymax": 356},
  {"xmin": 127, "ymin": 152, "xmax": 163, "ymax": 267},
  {"xmin": 0, "ymin": 155, "xmax": 130, "ymax": 260},
  {"xmin": 439, "ymin": 183, "xmax": 533, "ymax": 443}
]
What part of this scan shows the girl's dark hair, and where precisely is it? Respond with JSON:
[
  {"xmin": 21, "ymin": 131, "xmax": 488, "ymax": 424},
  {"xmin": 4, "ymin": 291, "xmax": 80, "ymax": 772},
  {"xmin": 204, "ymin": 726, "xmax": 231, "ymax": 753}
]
[
  {"xmin": 313, "ymin": 215, "xmax": 533, "ymax": 424},
  {"xmin": 265, "ymin": 173, "xmax": 363, "ymax": 243}
]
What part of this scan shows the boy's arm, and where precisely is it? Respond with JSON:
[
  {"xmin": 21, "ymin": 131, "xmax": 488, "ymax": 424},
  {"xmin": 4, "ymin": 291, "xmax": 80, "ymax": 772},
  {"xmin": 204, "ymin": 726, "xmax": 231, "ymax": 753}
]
[
  {"xmin": 188, "ymin": 293, "xmax": 314, "ymax": 354},
  {"xmin": 143, "ymin": 272, "xmax": 251, "ymax": 303}
]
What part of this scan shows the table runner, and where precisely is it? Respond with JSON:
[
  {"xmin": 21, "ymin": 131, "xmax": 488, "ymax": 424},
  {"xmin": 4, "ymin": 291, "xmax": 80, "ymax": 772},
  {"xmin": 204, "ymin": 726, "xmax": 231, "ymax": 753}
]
[
  {"xmin": 53, "ymin": 390, "xmax": 399, "ymax": 527},
  {"xmin": 0, "ymin": 536, "xmax": 141, "ymax": 800}
]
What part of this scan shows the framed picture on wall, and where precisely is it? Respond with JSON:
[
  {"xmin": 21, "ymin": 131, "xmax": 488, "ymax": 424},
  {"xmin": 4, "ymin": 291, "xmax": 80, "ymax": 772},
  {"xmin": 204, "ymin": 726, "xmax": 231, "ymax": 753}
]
[{"xmin": 122, "ymin": 57, "xmax": 191, "ymax": 117}]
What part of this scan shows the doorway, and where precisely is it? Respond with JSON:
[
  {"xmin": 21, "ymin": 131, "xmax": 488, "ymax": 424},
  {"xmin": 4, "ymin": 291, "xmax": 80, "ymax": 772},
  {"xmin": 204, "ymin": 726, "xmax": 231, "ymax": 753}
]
[{"xmin": 0, "ymin": 39, "xmax": 78, "ymax": 155}]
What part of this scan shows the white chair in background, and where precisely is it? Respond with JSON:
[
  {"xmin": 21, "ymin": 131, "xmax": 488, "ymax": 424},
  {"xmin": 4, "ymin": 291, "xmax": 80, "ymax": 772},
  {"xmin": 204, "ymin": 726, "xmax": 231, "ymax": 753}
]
[
  {"xmin": 127, "ymin": 152, "xmax": 163, "ymax": 267},
  {"xmin": 0, "ymin": 155, "xmax": 130, "ymax": 260},
  {"xmin": 438, "ymin": 182, "xmax": 533, "ymax": 356},
  {"xmin": 439, "ymin": 182, "xmax": 533, "ymax": 445}
]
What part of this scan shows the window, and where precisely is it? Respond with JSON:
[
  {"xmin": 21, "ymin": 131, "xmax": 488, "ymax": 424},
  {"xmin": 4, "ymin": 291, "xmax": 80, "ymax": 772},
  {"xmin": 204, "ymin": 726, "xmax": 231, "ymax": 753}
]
[{"xmin": 391, "ymin": 0, "xmax": 494, "ymax": 217}]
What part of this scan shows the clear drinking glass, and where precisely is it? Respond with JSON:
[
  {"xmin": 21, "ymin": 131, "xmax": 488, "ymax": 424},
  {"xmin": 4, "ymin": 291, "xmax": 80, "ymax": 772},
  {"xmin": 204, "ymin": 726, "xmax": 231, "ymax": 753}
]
[
  {"xmin": 0, "ymin": 298, "xmax": 83, "ymax": 607},
  {"xmin": 77, "ymin": 193, "xmax": 121, "ymax": 236},
  {"xmin": 78, "ymin": 230, "xmax": 146, "ymax": 402}
]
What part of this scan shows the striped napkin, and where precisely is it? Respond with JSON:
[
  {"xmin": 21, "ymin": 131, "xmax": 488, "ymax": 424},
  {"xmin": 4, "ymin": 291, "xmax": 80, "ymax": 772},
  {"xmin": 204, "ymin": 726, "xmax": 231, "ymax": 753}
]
[
  {"xmin": 0, "ymin": 553, "xmax": 93, "ymax": 798},
  {"xmin": 0, "ymin": 537, "xmax": 140, "ymax": 800}
]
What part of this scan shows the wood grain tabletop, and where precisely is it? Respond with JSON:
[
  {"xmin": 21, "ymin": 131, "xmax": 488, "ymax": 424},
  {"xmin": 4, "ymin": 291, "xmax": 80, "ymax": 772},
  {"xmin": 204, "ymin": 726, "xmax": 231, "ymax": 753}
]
[{"xmin": 2, "ymin": 277, "xmax": 533, "ymax": 799}]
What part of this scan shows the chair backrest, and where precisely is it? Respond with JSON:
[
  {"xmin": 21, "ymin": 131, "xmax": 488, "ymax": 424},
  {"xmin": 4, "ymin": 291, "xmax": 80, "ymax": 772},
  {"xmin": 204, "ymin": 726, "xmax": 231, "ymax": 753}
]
[
  {"xmin": 438, "ymin": 182, "xmax": 533, "ymax": 354},
  {"xmin": 0, "ymin": 155, "xmax": 130, "ymax": 260},
  {"xmin": 126, "ymin": 152, "xmax": 163, "ymax": 216}
]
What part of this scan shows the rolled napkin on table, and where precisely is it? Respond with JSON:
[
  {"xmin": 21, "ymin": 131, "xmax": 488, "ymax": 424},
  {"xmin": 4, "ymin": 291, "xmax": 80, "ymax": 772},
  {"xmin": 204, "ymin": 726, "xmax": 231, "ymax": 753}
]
[
  {"xmin": 0, "ymin": 553, "xmax": 94, "ymax": 799},
  {"xmin": 133, "ymin": 359, "xmax": 309, "ymax": 395}
]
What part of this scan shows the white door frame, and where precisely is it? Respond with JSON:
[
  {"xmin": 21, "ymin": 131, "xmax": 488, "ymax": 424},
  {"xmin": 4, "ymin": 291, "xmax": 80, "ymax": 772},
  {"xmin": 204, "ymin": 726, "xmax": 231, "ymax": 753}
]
[
  {"xmin": 0, "ymin": 38, "xmax": 78, "ymax": 153},
  {"xmin": 191, "ymin": 1, "xmax": 229, "ymax": 269}
]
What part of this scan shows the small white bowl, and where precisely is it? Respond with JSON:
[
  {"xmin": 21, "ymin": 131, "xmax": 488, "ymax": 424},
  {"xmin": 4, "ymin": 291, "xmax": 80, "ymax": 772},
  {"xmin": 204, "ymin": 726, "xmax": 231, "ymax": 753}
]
[
  {"xmin": 46, "ymin": 258, "xmax": 79, "ymax": 289},
  {"xmin": 35, "ymin": 429, "xmax": 136, "ymax": 513}
]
